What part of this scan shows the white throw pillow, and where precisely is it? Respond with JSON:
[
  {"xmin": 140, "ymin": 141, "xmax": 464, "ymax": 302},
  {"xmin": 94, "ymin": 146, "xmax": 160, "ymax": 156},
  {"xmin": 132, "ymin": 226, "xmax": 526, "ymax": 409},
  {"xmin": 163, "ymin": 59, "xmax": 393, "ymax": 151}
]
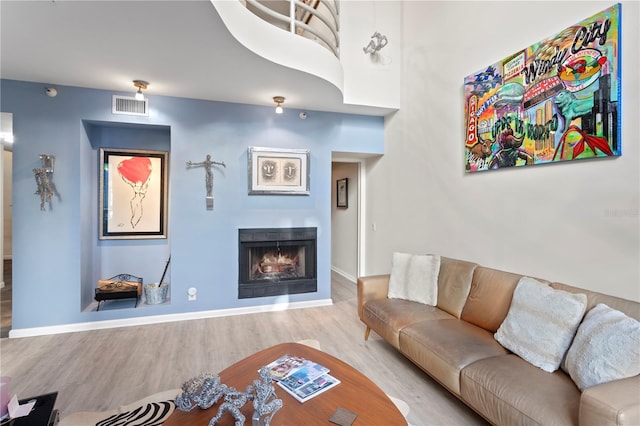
[
  {"xmin": 387, "ymin": 253, "xmax": 440, "ymax": 306},
  {"xmin": 494, "ymin": 277, "xmax": 587, "ymax": 373},
  {"xmin": 564, "ymin": 303, "xmax": 640, "ymax": 390}
]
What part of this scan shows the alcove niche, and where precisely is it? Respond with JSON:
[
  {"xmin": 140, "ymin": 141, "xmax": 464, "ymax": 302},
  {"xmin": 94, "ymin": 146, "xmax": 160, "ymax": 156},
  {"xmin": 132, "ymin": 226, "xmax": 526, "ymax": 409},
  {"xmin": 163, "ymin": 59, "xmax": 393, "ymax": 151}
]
[{"xmin": 80, "ymin": 120, "xmax": 171, "ymax": 312}]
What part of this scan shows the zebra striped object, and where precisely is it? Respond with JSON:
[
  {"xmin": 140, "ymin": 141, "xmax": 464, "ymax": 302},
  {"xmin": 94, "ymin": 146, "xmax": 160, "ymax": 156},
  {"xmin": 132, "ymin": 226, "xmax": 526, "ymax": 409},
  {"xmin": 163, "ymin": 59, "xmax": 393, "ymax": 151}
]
[{"xmin": 96, "ymin": 400, "xmax": 175, "ymax": 426}]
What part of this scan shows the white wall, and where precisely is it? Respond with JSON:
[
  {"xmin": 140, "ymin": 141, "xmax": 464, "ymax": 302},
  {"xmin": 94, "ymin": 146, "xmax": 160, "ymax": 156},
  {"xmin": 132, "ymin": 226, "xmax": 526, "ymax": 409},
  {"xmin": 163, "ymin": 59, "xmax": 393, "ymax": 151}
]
[
  {"xmin": 214, "ymin": 0, "xmax": 402, "ymax": 111},
  {"xmin": 331, "ymin": 162, "xmax": 359, "ymax": 281},
  {"xmin": 340, "ymin": 1, "xmax": 401, "ymax": 109},
  {"xmin": 365, "ymin": 1, "xmax": 639, "ymax": 302}
]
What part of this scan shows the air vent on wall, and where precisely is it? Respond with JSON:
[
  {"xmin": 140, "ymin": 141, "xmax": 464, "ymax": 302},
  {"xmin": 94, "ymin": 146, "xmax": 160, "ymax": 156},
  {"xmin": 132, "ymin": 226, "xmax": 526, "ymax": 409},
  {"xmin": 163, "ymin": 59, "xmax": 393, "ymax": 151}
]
[{"xmin": 112, "ymin": 95, "xmax": 149, "ymax": 116}]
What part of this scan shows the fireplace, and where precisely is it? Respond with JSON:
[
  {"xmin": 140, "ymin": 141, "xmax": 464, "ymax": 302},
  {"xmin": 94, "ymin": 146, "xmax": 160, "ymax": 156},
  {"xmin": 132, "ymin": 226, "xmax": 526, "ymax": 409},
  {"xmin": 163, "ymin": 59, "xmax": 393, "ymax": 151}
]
[{"xmin": 238, "ymin": 227, "xmax": 317, "ymax": 299}]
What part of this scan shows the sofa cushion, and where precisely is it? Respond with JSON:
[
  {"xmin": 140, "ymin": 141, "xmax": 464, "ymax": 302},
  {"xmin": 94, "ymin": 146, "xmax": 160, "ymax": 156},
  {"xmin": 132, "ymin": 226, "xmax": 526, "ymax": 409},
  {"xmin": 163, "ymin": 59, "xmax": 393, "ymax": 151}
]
[
  {"xmin": 460, "ymin": 266, "xmax": 528, "ymax": 333},
  {"xmin": 399, "ymin": 319, "xmax": 509, "ymax": 395},
  {"xmin": 436, "ymin": 257, "xmax": 477, "ymax": 318},
  {"xmin": 388, "ymin": 252, "xmax": 440, "ymax": 305},
  {"xmin": 563, "ymin": 303, "xmax": 640, "ymax": 391},
  {"xmin": 362, "ymin": 299, "xmax": 454, "ymax": 349},
  {"xmin": 551, "ymin": 282, "xmax": 640, "ymax": 321},
  {"xmin": 579, "ymin": 376, "xmax": 640, "ymax": 426},
  {"xmin": 494, "ymin": 277, "xmax": 587, "ymax": 373},
  {"xmin": 460, "ymin": 354, "xmax": 580, "ymax": 426}
]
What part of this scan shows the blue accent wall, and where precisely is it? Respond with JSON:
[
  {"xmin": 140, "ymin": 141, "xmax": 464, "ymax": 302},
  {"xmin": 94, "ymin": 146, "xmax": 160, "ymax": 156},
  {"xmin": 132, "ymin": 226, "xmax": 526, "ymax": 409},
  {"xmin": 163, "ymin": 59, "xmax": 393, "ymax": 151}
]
[{"xmin": 1, "ymin": 79, "xmax": 384, "ymax": 329}]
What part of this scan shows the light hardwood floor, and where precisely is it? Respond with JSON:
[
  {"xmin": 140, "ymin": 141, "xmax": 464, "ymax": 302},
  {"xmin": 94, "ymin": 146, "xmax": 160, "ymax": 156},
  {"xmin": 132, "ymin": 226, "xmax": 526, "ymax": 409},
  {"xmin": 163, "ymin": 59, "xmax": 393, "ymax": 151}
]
[{"xmin": 0, "ymin": 272, "xmax": 488, "ymax": 425}]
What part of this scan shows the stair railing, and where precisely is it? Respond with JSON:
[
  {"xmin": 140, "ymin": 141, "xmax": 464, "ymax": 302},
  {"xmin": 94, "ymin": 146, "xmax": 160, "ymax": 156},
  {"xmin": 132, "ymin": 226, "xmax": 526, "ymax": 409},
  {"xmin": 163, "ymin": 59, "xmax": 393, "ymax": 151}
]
[{"xmin": 244, "ymin": 0, "xmax": 340, "ymax": 57}]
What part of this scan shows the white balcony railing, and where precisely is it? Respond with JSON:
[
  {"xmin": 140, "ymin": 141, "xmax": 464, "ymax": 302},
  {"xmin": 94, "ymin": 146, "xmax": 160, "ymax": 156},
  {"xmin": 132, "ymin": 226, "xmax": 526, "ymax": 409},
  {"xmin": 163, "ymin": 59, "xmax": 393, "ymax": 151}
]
[{"xmin": 244, "ymin": 0, "xmax": 339, "ymax": 57}]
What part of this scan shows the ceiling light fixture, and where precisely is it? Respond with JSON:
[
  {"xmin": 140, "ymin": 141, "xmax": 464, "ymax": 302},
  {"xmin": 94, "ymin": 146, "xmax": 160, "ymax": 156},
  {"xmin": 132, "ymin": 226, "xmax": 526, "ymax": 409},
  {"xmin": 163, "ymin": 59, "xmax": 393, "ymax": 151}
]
[
  {"xmin": 133, "ymin": 80, "xmax": 149, "ymax": 101},
  {"xmin": 273, "ymin": 96, "xmax": 285, "ymax": 114}
]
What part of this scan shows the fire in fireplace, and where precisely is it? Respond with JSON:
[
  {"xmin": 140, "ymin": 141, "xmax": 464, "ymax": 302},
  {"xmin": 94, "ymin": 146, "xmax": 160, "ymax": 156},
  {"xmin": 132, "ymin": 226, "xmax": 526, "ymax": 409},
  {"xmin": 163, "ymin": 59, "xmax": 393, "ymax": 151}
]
[{"xmin": 238, "ymin": 227, "xmax": 317, "ymax": 299}]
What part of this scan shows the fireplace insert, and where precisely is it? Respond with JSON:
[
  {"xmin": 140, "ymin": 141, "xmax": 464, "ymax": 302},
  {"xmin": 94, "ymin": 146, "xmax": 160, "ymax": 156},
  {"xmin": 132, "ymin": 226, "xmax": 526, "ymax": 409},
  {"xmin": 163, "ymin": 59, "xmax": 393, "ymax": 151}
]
[{"xmin": 238, "ymin": 227, "xmax": 317, "ymax": 299}]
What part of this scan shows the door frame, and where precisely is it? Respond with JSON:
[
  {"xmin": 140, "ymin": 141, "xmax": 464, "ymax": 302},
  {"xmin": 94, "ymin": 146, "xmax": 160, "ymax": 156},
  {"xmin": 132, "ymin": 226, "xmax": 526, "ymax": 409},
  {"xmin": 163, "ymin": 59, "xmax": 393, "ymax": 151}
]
[{"xmin": 331, "ymin": 155, "xmax": 366, "ymax": 279}]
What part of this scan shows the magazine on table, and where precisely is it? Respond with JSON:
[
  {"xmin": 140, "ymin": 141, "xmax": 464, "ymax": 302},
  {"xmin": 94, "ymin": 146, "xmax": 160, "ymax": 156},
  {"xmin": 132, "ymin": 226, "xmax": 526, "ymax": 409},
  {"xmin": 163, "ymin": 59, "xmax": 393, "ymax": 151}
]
[
  {"xmin": 277, "ymin": 372, "xmax": 340, "ymax": 403},
  {"xmin": 263, "ymin": 354, "xmax": 308, "ymax": 380},
  {"xmin": 263, "ymin": 354, "xmax": 340, "ymax": 402}
]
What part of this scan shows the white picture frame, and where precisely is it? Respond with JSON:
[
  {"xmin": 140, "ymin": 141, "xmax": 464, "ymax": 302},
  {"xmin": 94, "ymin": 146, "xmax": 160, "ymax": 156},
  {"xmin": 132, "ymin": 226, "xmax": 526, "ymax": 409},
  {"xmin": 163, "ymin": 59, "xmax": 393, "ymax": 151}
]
[{"xmin": 248, "ymin": 147, "xmax": 310, "ymax": 195}]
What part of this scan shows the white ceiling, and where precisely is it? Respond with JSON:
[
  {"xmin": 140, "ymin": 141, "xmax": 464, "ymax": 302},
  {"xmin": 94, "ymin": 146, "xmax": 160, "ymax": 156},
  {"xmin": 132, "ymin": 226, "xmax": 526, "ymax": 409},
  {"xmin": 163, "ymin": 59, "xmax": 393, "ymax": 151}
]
[{"xmin": 0, "ymin": 0, "xmax": 385, "ymax": 116}]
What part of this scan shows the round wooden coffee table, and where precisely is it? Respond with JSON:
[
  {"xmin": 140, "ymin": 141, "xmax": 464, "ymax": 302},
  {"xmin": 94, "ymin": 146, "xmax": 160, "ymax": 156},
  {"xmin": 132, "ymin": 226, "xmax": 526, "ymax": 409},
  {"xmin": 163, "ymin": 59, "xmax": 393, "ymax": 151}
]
[{"xmin": 164, "ymin": 342, "xmax": 407, "ymax": 425}]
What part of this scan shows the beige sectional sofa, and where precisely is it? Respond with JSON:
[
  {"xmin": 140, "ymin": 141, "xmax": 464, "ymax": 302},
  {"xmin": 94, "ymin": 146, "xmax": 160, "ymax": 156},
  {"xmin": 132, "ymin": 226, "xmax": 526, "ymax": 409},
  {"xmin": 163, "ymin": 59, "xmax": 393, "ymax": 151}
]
[{"xmin": 357, "ymin": 256, "xmax": 640, "ymax": 426}]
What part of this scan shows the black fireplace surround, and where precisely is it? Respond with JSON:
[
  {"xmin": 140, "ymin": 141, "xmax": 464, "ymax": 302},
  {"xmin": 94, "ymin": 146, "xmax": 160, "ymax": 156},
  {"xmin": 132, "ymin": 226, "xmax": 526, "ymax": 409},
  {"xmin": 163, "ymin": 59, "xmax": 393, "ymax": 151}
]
[{"xmin": 238, "ymin": 227, "xmax": 317, "ymax": 299}]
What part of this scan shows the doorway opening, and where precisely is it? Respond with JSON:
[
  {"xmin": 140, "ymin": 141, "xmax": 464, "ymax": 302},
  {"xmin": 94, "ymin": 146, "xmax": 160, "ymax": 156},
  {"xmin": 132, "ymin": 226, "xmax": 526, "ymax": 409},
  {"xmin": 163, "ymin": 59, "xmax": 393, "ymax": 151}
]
[
  {"xmin": 1, "ymin": 147, "xmax": 13, "ymax": 338},
  {"xmin": 331, "ymin": 155, "xmax": 368, "ymax": 284}
]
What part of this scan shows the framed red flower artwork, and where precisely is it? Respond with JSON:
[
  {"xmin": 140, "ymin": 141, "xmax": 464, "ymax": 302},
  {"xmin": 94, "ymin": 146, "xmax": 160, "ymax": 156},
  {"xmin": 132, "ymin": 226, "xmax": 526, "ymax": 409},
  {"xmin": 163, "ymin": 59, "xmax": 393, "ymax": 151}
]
[{"xmin": 99, "ymin": 148, "xmax": 168, "ymax": 239}]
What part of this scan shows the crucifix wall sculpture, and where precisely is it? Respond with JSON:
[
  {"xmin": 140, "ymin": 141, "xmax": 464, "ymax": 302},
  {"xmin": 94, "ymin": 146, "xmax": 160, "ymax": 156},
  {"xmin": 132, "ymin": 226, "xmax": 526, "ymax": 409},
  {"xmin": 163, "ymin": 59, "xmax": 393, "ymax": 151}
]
[{"xmin": 186, "ymin": 154, "xmax": 226, "ymax": 210}]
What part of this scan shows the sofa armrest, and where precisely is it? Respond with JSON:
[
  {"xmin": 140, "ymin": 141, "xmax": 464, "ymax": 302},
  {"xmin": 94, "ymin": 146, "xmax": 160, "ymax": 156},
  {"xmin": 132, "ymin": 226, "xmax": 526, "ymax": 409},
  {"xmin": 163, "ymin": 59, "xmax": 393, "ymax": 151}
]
[
  {"xmin": 579, "ymin": 375, "xmax": 640, "ymax": 426},
  {"xmin": 357, "ymin": 274, "xmax": 390, "ymax": 321}
]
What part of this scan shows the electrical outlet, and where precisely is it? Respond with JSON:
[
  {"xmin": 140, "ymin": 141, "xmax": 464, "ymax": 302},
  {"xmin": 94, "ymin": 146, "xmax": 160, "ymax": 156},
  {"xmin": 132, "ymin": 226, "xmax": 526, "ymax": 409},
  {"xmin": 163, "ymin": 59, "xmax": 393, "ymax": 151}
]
[{"xmin": 187, "ymin": 287, "xmax": 197, "ymax": 301}]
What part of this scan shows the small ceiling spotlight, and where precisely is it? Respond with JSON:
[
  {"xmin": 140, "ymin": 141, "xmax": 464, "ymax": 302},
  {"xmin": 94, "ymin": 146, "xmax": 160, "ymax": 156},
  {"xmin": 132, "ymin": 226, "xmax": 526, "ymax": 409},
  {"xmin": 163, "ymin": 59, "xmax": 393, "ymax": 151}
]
[
  {"xmin": 133, "ymin": 80, "xmax": 149, "ymax": 101},
  {"xmin": 273, "ymin": 96, "xmax": 285, "ymax": 114}
]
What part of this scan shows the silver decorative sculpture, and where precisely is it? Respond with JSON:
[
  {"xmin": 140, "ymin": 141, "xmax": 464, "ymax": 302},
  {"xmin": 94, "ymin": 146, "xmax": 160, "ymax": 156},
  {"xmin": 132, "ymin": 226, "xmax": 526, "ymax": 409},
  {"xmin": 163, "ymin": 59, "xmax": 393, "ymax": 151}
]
[
  {"xmin": 186, "ymin": 154, "xmax": 226, "ymax": 210},
  {"xmin": 175, "ymin": 373, "xmax": 229, "ymax": 411},
  {"xmin": 209, "ymin": 384, "xmax": 254, "ymax": 426},
  {"xmin": 251, "ymin": 367, "xmax": 282, "ymax": 426},
  {"xmin": 175, "ymin": 367, "xmax": 282, "ymax": 426},
  {"xmin": 363, "ymin": 31, "xmax": 388, "ymax": 55},
  {"xmin": 33, "ymin": 154, "xmax": 56, "ymax": 211}
]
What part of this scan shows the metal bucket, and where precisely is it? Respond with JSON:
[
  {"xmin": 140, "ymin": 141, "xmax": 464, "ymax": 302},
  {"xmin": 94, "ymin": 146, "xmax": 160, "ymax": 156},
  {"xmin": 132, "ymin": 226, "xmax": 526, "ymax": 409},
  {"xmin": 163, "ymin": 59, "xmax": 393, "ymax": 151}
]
[{"xmin": 144, "ymin": 283, "xmax": 168, "ymax": 305}]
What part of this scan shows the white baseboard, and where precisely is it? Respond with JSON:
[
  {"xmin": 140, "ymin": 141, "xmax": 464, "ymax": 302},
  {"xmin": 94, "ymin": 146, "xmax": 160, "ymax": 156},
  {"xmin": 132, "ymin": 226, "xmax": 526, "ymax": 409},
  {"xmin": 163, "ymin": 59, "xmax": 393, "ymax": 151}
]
[
  {"xmin": 8, "ymin": 298, "xmax": 333, "ymax": 339},
  {"xmin": 331, "ymin": 266, "xmax": 356, "ymax": 283}
]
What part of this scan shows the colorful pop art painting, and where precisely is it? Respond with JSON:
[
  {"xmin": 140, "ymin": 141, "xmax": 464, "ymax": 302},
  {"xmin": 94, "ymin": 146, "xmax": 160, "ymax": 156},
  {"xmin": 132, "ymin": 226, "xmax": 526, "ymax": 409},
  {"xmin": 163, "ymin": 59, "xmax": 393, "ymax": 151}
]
[{"xmin": 464, "ymin": 4, "xmax": 621, "ymax": 173}]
